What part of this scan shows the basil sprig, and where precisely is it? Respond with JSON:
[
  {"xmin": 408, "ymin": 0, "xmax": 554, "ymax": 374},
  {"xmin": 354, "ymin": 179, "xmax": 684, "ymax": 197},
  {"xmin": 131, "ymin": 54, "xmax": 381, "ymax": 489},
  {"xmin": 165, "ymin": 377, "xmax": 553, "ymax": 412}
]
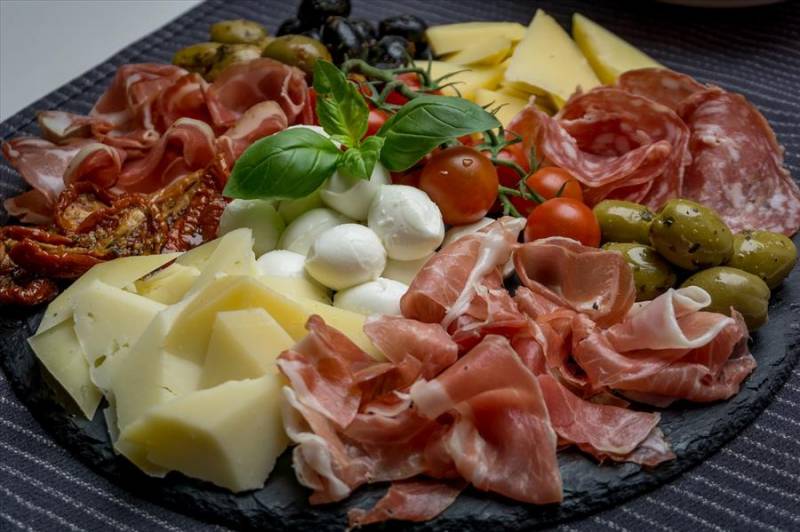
[{"xmin": 224, "ymin": 61, "xmax": 500, "ymax": 201}]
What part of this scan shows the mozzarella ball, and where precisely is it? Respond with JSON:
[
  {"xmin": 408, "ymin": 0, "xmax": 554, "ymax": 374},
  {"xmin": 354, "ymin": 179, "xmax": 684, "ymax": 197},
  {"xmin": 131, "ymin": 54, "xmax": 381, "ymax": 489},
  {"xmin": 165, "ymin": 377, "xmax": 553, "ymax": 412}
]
[
  {"xmin": 320, "ymin": 162, "xmax": 391, "ymax": 221},
  {"xmin": 334, "ymin": 278, "xmax": 409, "ymax": 316},
  {"xmin": 305, "ymin": 224, "xmax": 387, "ymax": 290},
  {"xmin": 218, "ymin": 199, "xmax": 285, "ymax": 256},
  {"xmin": 442, "ymin": 217, "xmax": 495, "ymax": 248},
  {"xmin": 277, "ymin": 188, "xmax": 323, "ymax": 224},
  {"xmin": 256, "ymin": 250, "xmax": 307, "ymax": 278},
  {"xmin": 278, "ymin": 208, "xmax": 352, "ymax": 256},
  {"xmin": 368, "ymin": 185, "xmax": 445, "ymax": 260},
  {"xmin": 382, "ymin": 254, "xmax": 433, "ymax": 285}
]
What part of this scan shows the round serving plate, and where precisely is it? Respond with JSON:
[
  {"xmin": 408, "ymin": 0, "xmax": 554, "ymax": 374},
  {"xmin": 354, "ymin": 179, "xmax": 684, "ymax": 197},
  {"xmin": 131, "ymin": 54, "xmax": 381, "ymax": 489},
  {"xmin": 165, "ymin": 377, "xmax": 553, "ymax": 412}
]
[{"xmin": 1, "ymin": 0, "xmax": 799, "ymax": 530}]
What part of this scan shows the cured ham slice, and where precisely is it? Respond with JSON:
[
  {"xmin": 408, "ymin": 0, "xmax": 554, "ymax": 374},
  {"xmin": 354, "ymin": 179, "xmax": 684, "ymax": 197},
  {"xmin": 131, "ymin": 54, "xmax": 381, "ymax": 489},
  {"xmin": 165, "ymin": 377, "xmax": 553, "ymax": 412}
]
[
  {"xmin": 514, "ymin": 237, "xmax": 635, "ymax": 327},
  {"xmin": 216, "ymin": 101, "xmax": 288, "ymax": 167},
  {"xmin": 679, "ymin": 88, "xmax": 800, "ymax": 235},
  {"xmin": 63, "ymin": 143, "xmax": 126, "ymax": 189},
  {"xmin": 617, "ymin": 68, "xmax": 705, "ymax": 111},
  {"xmin": 348, "ymin": 479, "xmax": 464, "ymax": 528},
  {"xmin": 37, "ymin": 111, "xmax": 110, "ymax": 144},
  {"xmin": 410, "ymin": 335, "xmax": 562, "ymax": 504}
]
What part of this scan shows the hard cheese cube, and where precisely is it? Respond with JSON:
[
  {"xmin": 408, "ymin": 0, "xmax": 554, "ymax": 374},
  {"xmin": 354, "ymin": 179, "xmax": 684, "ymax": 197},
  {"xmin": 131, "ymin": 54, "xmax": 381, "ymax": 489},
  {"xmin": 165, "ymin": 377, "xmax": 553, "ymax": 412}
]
[
  {"xmin": 200, "ymin": 308, "xmax": 293, "ymax": 388},
  {"xmin": 119, "ymin": 374, "xmax": 288, "ymax": 492},
  {"xmin": 135, "ymin": 263, "xmax": 200, "ymax": 305},
  {"xmin": 426, "ymin": 22, "xmax": 526, "ymax": 56}
]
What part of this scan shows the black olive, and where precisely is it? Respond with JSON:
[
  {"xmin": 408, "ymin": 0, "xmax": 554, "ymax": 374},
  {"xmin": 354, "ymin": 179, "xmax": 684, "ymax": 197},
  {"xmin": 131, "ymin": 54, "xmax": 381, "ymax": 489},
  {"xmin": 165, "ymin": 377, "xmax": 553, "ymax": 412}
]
[
  {"xmin": 297, "ymin": 0, "xmax": 351, "ymax": 29},
  {"xmin": 367, "ymin": 36, "xmax": 415, "ymax": 69},
  {"xmin": 276, "ymin": 18, "xmax": 306, "ymax": 36},
  {"xmin": 350, "ymin": 18, "xmax": 377, "ymax": 45},
  {"xmin": 378, "ymin": 14, "xmax": 428, "ymax": 56},
  {"xmin": 320, "ymin": 16, "xmax": 365, "ymax": 64},
  {"xmin": 303, "ymin": 27, "xmax": 323, "ymax": 41}
]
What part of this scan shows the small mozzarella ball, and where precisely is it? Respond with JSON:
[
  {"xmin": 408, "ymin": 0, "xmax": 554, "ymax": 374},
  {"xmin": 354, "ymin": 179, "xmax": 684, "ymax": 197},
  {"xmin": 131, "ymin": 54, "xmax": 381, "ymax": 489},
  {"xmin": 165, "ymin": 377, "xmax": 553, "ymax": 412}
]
[
  {"xmin": 368, "ymin": 185, "xmax": 445, "ymax": 260},
  {"xmin": 442, "ymin": 217, "xmax": 495, "ymax": 248},
  {"xmin": 278, "ymin": 188, "xmax": 323, "ymax": 224},
  {"xmin": 320, "ymin": 162, "xmax": 391, "ymax": 221},
  {"xmin": 218, "ymin": 199, "xmax": 285, "ymax": 256},
  {"xmin": 256, "ymin": 250, "xmax": 307, "ymax": 278},
  {"xmin": 279, "ymin": 208, "xmax": 352, "ymax": 255},
  {"xmin": 305, "ymin": 224, "xmax": 387, "ymax": 290},
  {"xmin": 334, "ymin": 278, "xmax": 409, "ymax": 316},
  {"xmin": 382, "ymin": 254, "xmax": 433, "ymax": 285}
]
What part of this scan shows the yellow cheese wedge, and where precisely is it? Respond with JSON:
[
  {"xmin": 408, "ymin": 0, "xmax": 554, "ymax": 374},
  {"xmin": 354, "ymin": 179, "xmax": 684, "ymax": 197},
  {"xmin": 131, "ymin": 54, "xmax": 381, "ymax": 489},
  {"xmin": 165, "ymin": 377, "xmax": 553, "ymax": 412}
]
[
  {"xmin": 427, "ymin": 22, "xmax": 526, "ymax": 56},
  {"xmin": 28, "ymin": 319, "xmax": 102, "ymax": 419},
  {"xmin": 186, "ymin": 228, "xmax": 257, "ymax": 296},
  {"xmin": 175, "ymin": 237, "xmax": 222, "ymax": 269},
  {"xmin": 37, "ymin": 253, "xmax": 179, "ymax": 333},
  {"xmin": 135, "ymin": 263, "xmax": 200, "ymax": 305},
  {"xmin": 417, "ymin": 60, "xmax": 504, "ymax": 101},
  {"xmin": 73, "ymin": 281, "xmax": 166, "ymax": 391},
  {"xmin": 444, "ymin": 35, "xmax": 512, "ymax": 66},
  {"xmin": 475, "ymin": 88, "xmax": 528, "ymax": 127},
  {"xmin": 200, "ymin": 309, "xmax": 293, "ymax": 389},
  {"xmin": 572, "ymin": 13, "xmax": 663, "ymax": 85},
  {"xmin": 504, "ymin": 9, "xmax": 600, "ymax": 108},
  {"xmin": 258, "ymin": 274, "xmax": 331, "ymax": 304},
  {"xmin": 119, "ymin": 375, "xmax": 288, "ymax": 492}
]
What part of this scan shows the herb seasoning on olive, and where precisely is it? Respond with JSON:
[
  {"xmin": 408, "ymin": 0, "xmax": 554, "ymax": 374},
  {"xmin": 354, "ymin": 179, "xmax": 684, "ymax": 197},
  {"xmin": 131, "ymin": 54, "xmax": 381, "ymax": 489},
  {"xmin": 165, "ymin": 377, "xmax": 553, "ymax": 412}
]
[
  {"xmin": 172, "ymin": 42, "xmax": 223, "ymax": 76},
  {"xmin": 594, "ymin": 200, "xmax": 654, "ymax": 245},
  {"xmin": 209, "ymin": 19, "xmax": 268, "ymax": 45},
  {"xmin": 728, "ymin": 230, "xmax": 798, "ymax": 289},
  {"xmin": 681, "ymin": 266, "xmax": 770, "ymax": 331},
  {"xmin": 603, "ymin": 243, "xmax": 677, "ymax": 301},
  {"xmin": 262, "ymin": 35, "xmax": 332, "ymax": 77}
]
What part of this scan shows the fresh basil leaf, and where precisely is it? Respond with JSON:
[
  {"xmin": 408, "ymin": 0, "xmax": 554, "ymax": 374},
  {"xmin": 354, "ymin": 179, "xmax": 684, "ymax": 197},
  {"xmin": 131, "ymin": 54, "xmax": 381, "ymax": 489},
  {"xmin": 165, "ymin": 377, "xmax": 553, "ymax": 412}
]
[
  {"xmin": 377, "ymin": 95, "xmax": 501, "ymax": 171},
  {"xmin": 313, "ymin": 60, "xmax": 369, "ymax": 148},
  {"xmin": 338, "ymin": 136, "xmax": 385, "ymax": 179},
  {"xmin": 224, "ymin": 128, "xmax": 341, "ymax": 200}
]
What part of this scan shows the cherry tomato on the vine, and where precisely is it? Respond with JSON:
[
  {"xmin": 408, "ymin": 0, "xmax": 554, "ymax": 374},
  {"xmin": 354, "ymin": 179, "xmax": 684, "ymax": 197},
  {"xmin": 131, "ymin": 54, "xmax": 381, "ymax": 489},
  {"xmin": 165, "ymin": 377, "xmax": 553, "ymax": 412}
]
[
  {"xmin": 420, "ymin": 146, "xmax": 499, "ymax": 225},
  {"xmin": 526, "ymin": 167, "xmax": 583, "ymax": 202},
  {"xmin": 385, "ymin": 73, "xmax": 422, "ymax": 105},
  {"xmin": 366, "ymin": 108, "xmax": 389, "ymax": 137},
  {"xmin": 524, "ymin": 197, "xmax": 600, "ymax": 247}
]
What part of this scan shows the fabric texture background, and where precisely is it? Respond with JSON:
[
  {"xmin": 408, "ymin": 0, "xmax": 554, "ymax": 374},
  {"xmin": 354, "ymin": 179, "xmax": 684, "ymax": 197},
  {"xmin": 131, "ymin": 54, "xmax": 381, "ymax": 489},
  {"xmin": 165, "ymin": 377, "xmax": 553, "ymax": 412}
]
[{"xmin": 1, "ymin": 0, "xmax": 799, "ymax": 530}]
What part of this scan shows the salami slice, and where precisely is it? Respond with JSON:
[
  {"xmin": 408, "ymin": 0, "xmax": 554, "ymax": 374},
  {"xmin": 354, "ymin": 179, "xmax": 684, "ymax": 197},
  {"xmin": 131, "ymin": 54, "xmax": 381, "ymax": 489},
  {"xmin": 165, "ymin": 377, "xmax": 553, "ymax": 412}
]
[
  {"xmin": 679, "ymin": 88, "xmax": 800, "ymax": 235},
  {"xmin": 617, "ymin": 68, "xmax": 706, "ymax": 111}
]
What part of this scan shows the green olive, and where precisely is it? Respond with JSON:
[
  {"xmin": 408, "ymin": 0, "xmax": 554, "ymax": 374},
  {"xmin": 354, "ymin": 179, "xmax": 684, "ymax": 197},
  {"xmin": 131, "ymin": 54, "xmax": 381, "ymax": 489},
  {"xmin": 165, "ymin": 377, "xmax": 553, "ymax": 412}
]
[
  {"xmin": 209, "ymin": 19, "xmax": 268, "ymax": 45},
  {"xmin": 262, "ymin": 35, "xmax": 332, "ymax": 76},
  {"xmin": 206, "ymin": 44, "xmax": 262, "ymax": 81},
  {"xmin": 602, "ymin": 243, "xmax": 677, "ymax": 301},
  {"xmin": 728, "ymin": 230, "xmax": 797, "ymax": 289},
  {"xmin": 681, "ymin": 266, "xmax": 770, "ymax": 331},
  {"xmin": 172, "ymin": 42, "xmax": 222, "ymax": 75},
  {"xmin": 649, "ymin": 199, "xmax": 733, "ymax": 271},
  {"xmin": 594, "ymin": 200, "xmax": 654, "ymax": 245}
]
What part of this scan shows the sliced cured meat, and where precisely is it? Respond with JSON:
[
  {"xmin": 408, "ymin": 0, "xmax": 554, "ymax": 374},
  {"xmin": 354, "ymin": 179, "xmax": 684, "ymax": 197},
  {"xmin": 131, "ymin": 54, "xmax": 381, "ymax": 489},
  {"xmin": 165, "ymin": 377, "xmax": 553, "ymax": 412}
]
[
  {"xmin": 410, "ymin": 335, "xmax": 562, "ymax": 504},
  {"xmin": 679, "ymin": 88, "xmax": 800, "ymax": 235},
  {"xmin": 617, "ymin": 68, "xmax": 705, "ymax": 111},
  {"xmin": 216, "ymin": 101, "xmax": 288, "ymax": 167},
  {"xmin": 348, "ymin": 479, "xmax": 464, "ymax": 527},
  {"xmin": 514, "ymin": 237, "xmax": 635, "ymax": 327},
  {"xmin": 154, "ymin": 73, "xmax": 211, "ymax": 132},
  {"xmin": 205, "ymin": 58, "xmax": 308, "ymax": 128},
  {"xmin": 37, "ymin": 111, "xmax": 110, "ymax": 144},
  {"xmin": 63, "ymin": 143, "xmax": 126, "ymax": 189},
  {"xmin": 509, "ymin": 88, "xmax": 689, "ymax": 209},
  {"xmin": 401, "ymin": 217, "xmax": 524, "ymax": 324},
  {"xmin": 537, "ymin": 374, "xmax": 673, "ymax": 465}
]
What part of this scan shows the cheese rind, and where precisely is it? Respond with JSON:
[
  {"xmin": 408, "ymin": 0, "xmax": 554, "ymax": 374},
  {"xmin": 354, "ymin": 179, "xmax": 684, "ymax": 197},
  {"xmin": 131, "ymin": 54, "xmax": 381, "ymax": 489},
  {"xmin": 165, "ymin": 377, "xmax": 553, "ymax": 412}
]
[
  {"xmin": 504, "ymin": 9, "xmax": 600, "ymax": 108},
  {"xmin": 119, "ymin": 375, "xmax": 288, "ymax": 492},
  {"xmin": 572, "ymin": 13, "xmax": 663, "ymax": 85},
  {"xmin": 426, "ymin": 22, "xmax": 526, "ymax": 56}
]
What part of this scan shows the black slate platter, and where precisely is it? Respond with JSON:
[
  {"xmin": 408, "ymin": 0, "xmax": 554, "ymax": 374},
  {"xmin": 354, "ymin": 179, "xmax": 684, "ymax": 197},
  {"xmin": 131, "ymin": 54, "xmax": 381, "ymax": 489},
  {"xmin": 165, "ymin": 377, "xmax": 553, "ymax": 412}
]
[{"xmin": 2, "ymin": 0, "xmax": 800, "ymax": 530}]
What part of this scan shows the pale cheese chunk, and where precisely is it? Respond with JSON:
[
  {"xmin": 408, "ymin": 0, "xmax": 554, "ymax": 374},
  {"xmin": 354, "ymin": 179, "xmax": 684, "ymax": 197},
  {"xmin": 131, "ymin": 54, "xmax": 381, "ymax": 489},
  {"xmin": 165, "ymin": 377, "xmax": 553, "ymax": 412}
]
[
  {"xmin": 185, "ymin": 228, "xmax": 257, "ymax": 297},
  {"xmin": 37, "ymin": 253, "xmax": 179, "ymax": 333},
  {"xmin": 28, "ymin": 319, "xmax": 101, "ymax": 419},
  {"xmin": 415, "ymin": 60, "xmax": 504, "ymax": 101},
  {"xmin": 119, "ymin": 375, "xmax": 288, "ymax": 492},
  {"xmin": 504, "ymin": 9, "xmax": 600, "ymax": 108},
  {"xmin": 258, "ymin": 274, "xmax": 330, "ymax": 304},
  {"xmin": 135, "ymin": 263, "xmax": 200, "ymax": 305},
  {"xmin": 444, "ymin": 35, "xmax": 512, "ymax": 66},
  {"xmin": 200, "ymin": 309, "xmax": 293, "ymax": 389},
  {"xmin": 426, "ymin": 22, "xmax": 526, "ymax": 56},
  {"xmin": 474, "ymin": 88, "xmax": 528, "ymax": 127}
]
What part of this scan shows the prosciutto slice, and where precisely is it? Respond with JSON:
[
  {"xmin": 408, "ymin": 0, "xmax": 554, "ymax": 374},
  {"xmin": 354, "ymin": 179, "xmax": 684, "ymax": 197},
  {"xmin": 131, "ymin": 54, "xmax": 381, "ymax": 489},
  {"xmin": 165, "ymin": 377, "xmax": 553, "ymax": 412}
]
[{"xmin": 347, "ymin": 479, "xmax": 464, "ymax": 527}]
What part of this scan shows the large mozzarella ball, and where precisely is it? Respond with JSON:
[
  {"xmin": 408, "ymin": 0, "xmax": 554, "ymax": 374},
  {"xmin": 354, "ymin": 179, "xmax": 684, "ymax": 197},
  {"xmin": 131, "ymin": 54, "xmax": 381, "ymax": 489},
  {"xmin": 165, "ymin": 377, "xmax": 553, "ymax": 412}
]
[
  {"xmin": 382, "ymin": 254, "xmax": 433, "ymax": 285},
  {"xmin": 278, "ymin": 208, "xmax": 352, "ymax": 255},
  {"xmin": 320, "ymin": 162, "xmax": 391, "ymax": 221},
  {"xmin": 367, "ymin": 185, "xmax": 445, "ymax": 260},
  {"xmin": 333, "ymin": 278, "xmax": 409, "ymax": 316},
  {"xmin": 305, "ymin": 224, "xmax": 387, "ymax": 290},
  {"xmin": 277, "ymin": 188, "xmax": 324, "ymax": 224},
  {"xmin": 256, "ymin": 250, "xmax": 308, "ymax": 278},
  {"xmin": 218, "ymin": 199, "xmax": 285, "ymax": 256}
]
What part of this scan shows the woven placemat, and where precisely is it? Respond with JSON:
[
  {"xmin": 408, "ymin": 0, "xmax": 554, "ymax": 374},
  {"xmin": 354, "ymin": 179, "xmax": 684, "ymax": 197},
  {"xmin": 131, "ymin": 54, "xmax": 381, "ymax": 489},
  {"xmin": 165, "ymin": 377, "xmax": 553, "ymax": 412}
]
[{"xmin": 1, "ymin": 1, "xmax": 799, "ymax": 530}]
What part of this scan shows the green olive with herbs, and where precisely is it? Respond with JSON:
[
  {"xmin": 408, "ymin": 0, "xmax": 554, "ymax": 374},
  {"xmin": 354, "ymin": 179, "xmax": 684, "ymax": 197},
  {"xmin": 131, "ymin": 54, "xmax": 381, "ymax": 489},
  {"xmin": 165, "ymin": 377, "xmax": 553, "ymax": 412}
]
[
  {"xmin": 209, "ymin": 19, "xmax": 268, "ymax": 45},
  {"xmin": 172, "ymin": 42, "xmax": 222, "ymax": 75},
  {"xmin": 206, "ymin": 44, "xmax": 262, "ymax": 81},
  {"xmin": 593, "ymin": 200, "xmax": 655, "ymax": 245},
  {"xmin": 681, "ymin": 266, "xmax": 770, "ymax": 331},
  {"xmin": 602, "ymin": 242, "xmax": 677, "ymax": 301},
  {"xmin": 649, "ymin": 199, "xmax": 733, "ymax": 271},
  {"xmin": 262, "ymin": 35, "xmax": 332, "ymax": 76},
  {"xmin": 728, "ymin": 230, "xmax": 797, "ymax": 289}
]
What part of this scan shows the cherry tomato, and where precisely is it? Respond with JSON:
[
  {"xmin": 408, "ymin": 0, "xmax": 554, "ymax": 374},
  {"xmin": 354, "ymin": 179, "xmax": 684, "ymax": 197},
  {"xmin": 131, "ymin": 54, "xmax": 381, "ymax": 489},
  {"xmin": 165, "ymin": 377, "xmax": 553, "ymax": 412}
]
[
  {"xmin": 483, "ymin": 142, "xmax": 530, "ymax": 213},
  {"xmin": 420, "ymin": 146, "xmax": 499, "ymax": 225},
  {"xmin": 391, "ymin": 166, "xmax": 423, "ymax": 188},
  {"xmin": 305, "ymin": 88, "xmax": 318, "ymax": 126},
  {"xmin": 385, "ymin": 73, "xmax": 422, "ymax": 105},
  {"xmin": 524, "ymin": 197, "xmax": 601, "ymax": 247},
  {"xmin": 510, "ymin": 166, "xmax": 583, "ymax": 217},
  {"xmin": 366, "ymin": 108, "xmax": 389, "ymax": 137}
]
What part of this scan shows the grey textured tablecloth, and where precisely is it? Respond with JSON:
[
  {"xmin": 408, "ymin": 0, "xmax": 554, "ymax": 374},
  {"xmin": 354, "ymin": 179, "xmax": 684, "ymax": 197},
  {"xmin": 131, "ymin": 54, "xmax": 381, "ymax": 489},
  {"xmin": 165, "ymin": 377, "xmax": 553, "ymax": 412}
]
[{"xmin": 1, "ymin": 1, "xmax": 799, "ymax": 530}]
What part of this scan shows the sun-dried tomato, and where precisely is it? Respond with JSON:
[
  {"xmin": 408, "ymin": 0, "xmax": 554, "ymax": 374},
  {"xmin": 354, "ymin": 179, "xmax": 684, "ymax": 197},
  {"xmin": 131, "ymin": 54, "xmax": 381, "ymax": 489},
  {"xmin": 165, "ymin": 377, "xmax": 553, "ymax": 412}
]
[
  {"xmin": 7, "ymin": 239, "xmax": 105, "ymax": 279},
  {"xmin": 0, "ymin": 272, "xmax": 59, "ymax": 306},
  {"xmin": 54, "ymin": 181, "xmax": 117, "ymax": 232}
]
